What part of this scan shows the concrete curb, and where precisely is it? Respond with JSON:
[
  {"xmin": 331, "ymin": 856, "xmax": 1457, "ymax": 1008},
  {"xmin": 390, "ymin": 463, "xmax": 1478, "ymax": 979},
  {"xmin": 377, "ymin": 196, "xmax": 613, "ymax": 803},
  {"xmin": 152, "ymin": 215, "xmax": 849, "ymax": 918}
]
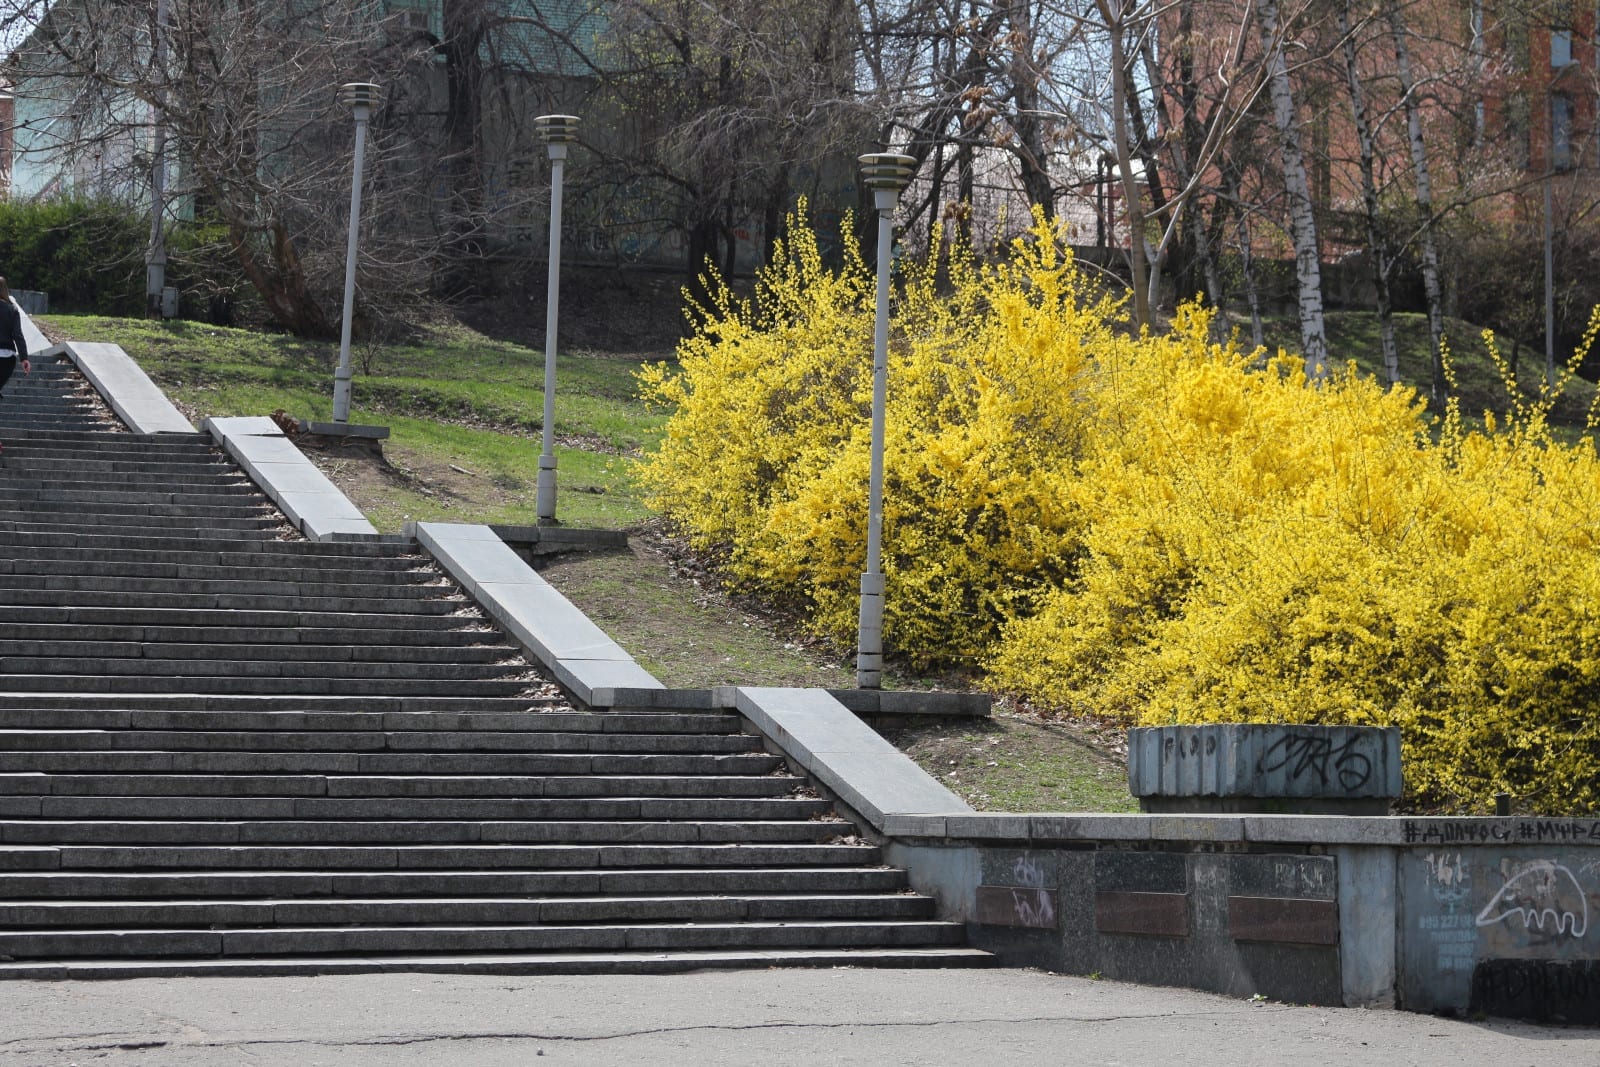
[
  {"xmin": 826, "ymin": 688, "xmax": 992, "ymax": 719},
  {"xmin": 875, "ymin": 811, "xmax": 1538, "ymax": 846},
  {"xmin": 733, "ymin": 687, "xmax": 972, "ymax": 826},
  {"xmin": 57, "ymin": 339, "xmax": 196, "ymax": 435},
  {"xmin": 492, "ymin": 524, "xmax": 630, "ymax": 557},
  {"xmin": 409, "ymin": 520, "xmax": 665, "ymax": 706},
  {"xmin": 203, "ymin": 415, "xmax": 379, "ymax": 541}
]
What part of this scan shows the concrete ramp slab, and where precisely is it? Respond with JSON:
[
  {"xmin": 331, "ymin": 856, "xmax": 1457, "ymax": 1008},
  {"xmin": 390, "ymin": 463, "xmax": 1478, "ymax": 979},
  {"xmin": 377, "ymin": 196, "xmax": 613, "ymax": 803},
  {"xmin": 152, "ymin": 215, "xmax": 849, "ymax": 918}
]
[{"xmin": 60, "ymin": 340, "xmax": 195, "ymax": 434}]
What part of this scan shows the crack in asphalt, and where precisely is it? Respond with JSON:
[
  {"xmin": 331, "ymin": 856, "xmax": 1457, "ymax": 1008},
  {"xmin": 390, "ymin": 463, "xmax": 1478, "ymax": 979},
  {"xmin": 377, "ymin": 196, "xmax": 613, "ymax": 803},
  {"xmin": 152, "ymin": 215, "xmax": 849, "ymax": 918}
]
[{"xmin": 0, "ymin": 1007, "xmax": 1269, "ymax": 1054}]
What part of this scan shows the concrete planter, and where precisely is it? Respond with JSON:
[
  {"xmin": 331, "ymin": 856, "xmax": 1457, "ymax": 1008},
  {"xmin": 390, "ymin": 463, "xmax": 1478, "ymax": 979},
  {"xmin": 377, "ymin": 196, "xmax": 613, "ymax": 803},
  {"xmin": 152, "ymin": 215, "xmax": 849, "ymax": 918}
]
[{"xmin": 1128, "ymin": 724, "xmax": 1402, "ymax": 815}]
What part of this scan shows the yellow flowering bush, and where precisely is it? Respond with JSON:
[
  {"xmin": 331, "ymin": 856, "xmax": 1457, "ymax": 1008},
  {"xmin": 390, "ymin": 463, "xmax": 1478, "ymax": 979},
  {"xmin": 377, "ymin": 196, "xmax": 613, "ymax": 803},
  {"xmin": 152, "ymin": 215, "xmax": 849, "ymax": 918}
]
[
  {"xmin": 639, "ymin": 206, "xmax": 1113, "ymax": 664},
  {"xmin": 638, "ymin": 206, "xmax": 1600, "ymax": 813}
]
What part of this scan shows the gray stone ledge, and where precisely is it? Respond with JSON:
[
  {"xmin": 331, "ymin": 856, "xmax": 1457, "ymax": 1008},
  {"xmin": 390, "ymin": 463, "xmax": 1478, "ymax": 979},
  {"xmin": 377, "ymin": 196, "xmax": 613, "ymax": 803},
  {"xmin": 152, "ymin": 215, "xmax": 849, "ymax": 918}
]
[
  {"xmin": 826, "ymin": 689, "xmax": 992, "ymax": 719},
  {"xmin": 876, "ymin": 812, "xmax": 1600, "ymax": 849},
  {"xmin": 203, "ymin": 416, "xmax": 377, "ymax": 542},
  {"xmin": 59, "ymin": 339, "xmax": 196, "ymax": 435},
  {"xmin": 410, "ymin": 521, "xmax": 665, "ymax": 708},
  {"xmin": 492, "ymin": 524, "xmax": 631, "ymax": 556},
  {"xmin": 733, "ymin": 687, "xmax": 971, "ymax": 827},
  {"xmin": 299, "ymin": 420, "xmax": 390, "ymax": 440}
]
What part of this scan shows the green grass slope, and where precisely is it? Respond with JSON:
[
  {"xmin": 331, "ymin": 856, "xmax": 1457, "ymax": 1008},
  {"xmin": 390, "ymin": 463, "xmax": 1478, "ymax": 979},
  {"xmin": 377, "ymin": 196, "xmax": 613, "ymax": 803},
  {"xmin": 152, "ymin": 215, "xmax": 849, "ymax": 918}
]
[{"xmin": 47, "ymin": 315, "xmax": 664, "ymax": 530}]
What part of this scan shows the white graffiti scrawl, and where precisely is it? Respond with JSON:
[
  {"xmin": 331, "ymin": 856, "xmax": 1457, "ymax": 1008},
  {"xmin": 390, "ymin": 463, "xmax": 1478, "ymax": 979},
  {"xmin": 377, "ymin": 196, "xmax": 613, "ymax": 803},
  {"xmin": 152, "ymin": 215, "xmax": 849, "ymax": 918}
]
[{"xmin": 1475, "ymin": 860, "xmax": 1590, "ymax": 939}]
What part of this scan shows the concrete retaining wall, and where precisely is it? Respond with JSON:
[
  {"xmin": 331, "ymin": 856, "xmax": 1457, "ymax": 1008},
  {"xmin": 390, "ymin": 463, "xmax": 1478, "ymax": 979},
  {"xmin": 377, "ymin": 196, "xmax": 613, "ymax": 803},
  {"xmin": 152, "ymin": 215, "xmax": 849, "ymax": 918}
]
[
  {"xmin": 722, "ymin": 689, "xmax": 1600, "ymax": 1022},
  {"xmin": 871, "ymin": 811, "xmax": 1600, "ymax": 1020}
]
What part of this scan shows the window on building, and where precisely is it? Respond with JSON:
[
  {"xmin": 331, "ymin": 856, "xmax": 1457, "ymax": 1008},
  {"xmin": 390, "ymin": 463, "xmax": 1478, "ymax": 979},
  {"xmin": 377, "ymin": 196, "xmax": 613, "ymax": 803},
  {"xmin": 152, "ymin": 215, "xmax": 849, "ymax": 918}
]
[
  {"xmin": 1552, "ymin": 93, "xmax": 1575, "ymax": 170},
  {"xmin": 1508, "ymin": 92, "xmax": 1533, "ymax": 170},
  {"xmin": 1553, "ymin": 28, "xmax": 1575, "ymax": 65}
]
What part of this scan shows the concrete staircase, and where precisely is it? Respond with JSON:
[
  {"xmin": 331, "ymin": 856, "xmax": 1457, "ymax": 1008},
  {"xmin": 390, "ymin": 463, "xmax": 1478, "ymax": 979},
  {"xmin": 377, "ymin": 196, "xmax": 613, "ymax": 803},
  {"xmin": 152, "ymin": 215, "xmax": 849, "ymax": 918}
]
[{"xmin": 0, "ymin": 352, "xmax": 985, "ymax": 977}]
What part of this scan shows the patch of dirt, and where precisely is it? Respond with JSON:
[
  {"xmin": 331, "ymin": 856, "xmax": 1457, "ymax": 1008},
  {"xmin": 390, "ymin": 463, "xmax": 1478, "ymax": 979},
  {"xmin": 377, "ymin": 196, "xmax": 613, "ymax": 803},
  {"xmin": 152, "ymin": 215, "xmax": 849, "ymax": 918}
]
[
  {"xmin": 633, "ymin": 519, "xmax": 982, "ymax": 692},
  {"xmin": 533, "ymin": 530, "xmax": 857, "ymax": 691},
  {"xmin": 881, "ymin": 708, "xmax": 1138, "ymax": 812}
]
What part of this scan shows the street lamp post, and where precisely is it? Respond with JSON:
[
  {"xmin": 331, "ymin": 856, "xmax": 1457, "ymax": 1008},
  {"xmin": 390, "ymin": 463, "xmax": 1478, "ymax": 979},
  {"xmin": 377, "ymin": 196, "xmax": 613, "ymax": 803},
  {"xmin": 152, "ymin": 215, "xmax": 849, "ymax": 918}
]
[
  {"xmin": 534, "ymin": 114, "xmax": 580, "ymax": 524},
  {"xmin": 333, "ymin": 82, "xmax": 380, "ymax": 425},
  {"xmin": 855, "ymin": 152, "xmax": 916, "ymax": 690}
]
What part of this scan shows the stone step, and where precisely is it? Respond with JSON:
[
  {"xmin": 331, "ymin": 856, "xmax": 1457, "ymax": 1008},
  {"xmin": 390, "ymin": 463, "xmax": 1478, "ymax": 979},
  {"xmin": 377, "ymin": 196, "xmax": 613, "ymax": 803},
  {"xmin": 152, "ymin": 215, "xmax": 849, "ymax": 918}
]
[
  {"xmin": 0, "ymin": 490, "xmax": 266, "ymax": 513},
  {"xmin": 0, "ymin": 919, "xmax": 964, "ymax": 959},
  {"xmin": 2, "ymin": 418, "xmax": 117, "ymax": 432},
  {"xmin": 0, "ymin": 508, "xmax": 278, "ymax": 531},
  {"xmin": 0, "ymin": 818, "xmax": 833, "ymax": 845},
  {"xmin": 0, "ymin": 428, "xmax": 211, "ymax": 449},
  {"xmin": 2, "ymin": 483, "xmax": 261, "ymax": 505},
  {"xmin": 0, "ymin": 674, "xmax": 534, "ymax": 697},
  {"xmin": 0, "ymin": 656, "xmax": 526, "ymax": 681},
  {"xmin": 0, "ymin": 892, "xmax": 936, "ymax": 928},
  {"xmin": 0, "ymin": 709, "xmax": 726, "ymax": 734},
  {"xmin": 0, "ymin": 401, "xmax": 105, "ymax": 417},
  {"xmin": 0, "ymin": 574, "xmax": 452, "ymax": 602},
  {"xmin": 0, "ymin": 528, "xmax": 409, "ymax": 559},
  {"xmin": 0, "ymin": 773, "xmax": 800, "ymax": 799},
  {"xmin": 0, "ymin": 946, "xmax": 995, "ymax": 980},
  {"xmin": 0, "ymin": 865, "xmax": 902, "ymax": 899},
  {"xmin": 0, "ymin": 590, "xmax": 466, "ymax": 615},
  {"xmin": 0, "ymin": 751, "xmax": 772, "ymax": 776},
  {"xmin": 0, "ymin": 559, "xmax": 434, "ymax": 585},
  {"xmin": 0, "ymin": 694, "xmax": 571, "ymax": 713},
  {"xmin": 0, "ymin": 457, "xmax": 238, "ymax": 477},
  {"xmin": 0, "ymin": 522, "xmax": 281, "ymax": 546},
  {"xmin": 0, "ymin": 796, "xmax": 831, "ymax": 822},
  {"xmin": 0, "ymin": 605, "xmax": 494, "ymax": 633},
  {"xmin": 0, "ymin": 729, "xmax": 755, "ymax": 753},
  {"xmin": 0, "ymin": 841, "xmax": 877, "ymax": 871},
  {"xmin": 0, "ymin": 639, "xmax": 511, "ymax": 664},
  {"xmin": 2, "ymin": 546, "xmax": 424, "ymax": 575}
]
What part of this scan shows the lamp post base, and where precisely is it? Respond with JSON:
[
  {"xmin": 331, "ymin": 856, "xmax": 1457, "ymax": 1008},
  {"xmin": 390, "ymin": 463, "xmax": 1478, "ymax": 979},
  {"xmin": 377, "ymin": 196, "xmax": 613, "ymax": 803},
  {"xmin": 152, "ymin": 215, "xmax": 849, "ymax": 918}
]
[
  {"xmin": 536, "ymin": 456, "xmax": 558, "ymax": 525},
  {"xmin": 331, "ymin": 374, "xmax": 352, "ymax": 425},
  {"xmin": 856, "ymin": 571, "xmax": 884, "ymax": 689}
]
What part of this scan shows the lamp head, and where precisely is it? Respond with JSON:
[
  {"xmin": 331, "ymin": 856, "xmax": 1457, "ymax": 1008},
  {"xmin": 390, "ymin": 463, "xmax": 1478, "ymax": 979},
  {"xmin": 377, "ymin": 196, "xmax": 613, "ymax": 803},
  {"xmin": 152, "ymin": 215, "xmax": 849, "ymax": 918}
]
[
  {"xmin": 338, "ymin": 82, "xmax": 382, "ymax": 116},
  {"xmin": 535, "ymin": 114, "xmax": 580, "ymax": 161},
  {"xmin": 535, "ymin": 114, "xmax": 581, "ymax": 144},
  {"xmin": 859, "ymin": 152, "xmax": 916, "ymax": 213}
]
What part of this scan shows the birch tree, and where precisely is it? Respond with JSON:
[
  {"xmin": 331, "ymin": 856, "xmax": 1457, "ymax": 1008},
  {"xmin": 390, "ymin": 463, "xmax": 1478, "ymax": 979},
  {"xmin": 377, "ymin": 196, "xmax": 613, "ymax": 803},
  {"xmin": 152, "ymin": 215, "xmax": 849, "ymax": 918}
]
[
  {"xmin": 1386, "ymin": 0, "xmax": 1448, "ymax": 405},
  {"xmin": 1259, "ymin": 0, "xmax": 1328, "ymax": 379},
  {"xmin": 1337, "ymin": 0, "xmax": 1399, "ymax": 387}
]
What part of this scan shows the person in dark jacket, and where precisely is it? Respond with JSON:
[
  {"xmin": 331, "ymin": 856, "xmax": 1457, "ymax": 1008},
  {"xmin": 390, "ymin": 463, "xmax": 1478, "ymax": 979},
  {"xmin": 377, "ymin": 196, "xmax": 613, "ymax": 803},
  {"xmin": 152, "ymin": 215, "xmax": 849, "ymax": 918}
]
[{"xmin": 0, "ymin": 275, "xmax": 30, "ymax": 400}]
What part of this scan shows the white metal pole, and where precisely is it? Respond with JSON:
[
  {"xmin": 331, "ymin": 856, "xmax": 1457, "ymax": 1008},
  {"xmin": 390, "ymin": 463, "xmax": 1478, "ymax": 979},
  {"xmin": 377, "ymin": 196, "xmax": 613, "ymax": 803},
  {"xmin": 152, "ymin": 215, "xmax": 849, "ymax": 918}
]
[
  {"xmin": 857, "ymin": 197, "xmax": 895, "ymax": 690},
  {"xmin": 855, "ymin": 152, "xmax": 914, "ymax": 690},
  {"xmin": 334, "ymin": 84, "xmax": 379, "ymax": 424},
  {"xmin": 537, "ymin": 148, "xmax": 567, "ymax": 521},
  {"xmin": 534, "ymin": 115, "xmax": 579, "ymax": 524}
]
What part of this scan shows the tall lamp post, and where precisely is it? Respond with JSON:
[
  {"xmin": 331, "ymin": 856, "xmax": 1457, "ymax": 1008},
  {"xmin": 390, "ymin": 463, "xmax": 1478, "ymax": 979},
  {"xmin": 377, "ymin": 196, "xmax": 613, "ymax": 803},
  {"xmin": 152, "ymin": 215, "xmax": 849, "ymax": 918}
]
[
  {"xmin": 855, "ymin": 152, "xmax": 915, "ymax": 690},
  {"xmin": 534, "ymin": 114, "xmax": 580, "ymax": 524},
  {"xmin": 333, "ymin": 82, "xmax": 380, "ymax": 425}
]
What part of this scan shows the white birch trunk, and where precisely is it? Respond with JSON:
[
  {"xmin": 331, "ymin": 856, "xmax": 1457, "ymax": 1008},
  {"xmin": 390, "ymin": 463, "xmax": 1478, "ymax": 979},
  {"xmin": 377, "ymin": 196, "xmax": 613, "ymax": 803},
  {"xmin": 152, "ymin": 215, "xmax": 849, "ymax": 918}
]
[
  {"xmin": 1260, "ymin": 0, "xmax": 1328, "ymax": 380},
  {"xmin": 1338, "ymin": 0, "xmax": 1399, "ymax": 387},
  {"xmin": 1388, "ymin": 0, "xmax": 1448, "ymax": 405},
  {"xmin": 1099, "ymin": 0, "xmax": 1152, "ymax": 329}
]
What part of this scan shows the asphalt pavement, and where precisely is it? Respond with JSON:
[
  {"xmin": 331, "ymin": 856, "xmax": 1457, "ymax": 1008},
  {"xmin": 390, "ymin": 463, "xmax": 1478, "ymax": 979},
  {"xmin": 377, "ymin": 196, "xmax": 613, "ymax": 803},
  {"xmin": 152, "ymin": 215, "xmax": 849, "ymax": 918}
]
[{"xmin": 2, "ymin": 967, "xmax": 1597, "ymax": 1066}]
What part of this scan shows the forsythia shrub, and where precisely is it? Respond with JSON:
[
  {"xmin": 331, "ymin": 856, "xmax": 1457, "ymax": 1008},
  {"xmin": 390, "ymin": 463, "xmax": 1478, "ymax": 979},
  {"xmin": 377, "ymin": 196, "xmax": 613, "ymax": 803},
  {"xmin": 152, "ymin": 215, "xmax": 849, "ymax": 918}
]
[
  {"xmin": 638, "ymin": 205, "xmax": 1600, "ymax": 813},
  {"xmin": 639, "ymin": 205, "xmax": 1112, "ymax": 664}
]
